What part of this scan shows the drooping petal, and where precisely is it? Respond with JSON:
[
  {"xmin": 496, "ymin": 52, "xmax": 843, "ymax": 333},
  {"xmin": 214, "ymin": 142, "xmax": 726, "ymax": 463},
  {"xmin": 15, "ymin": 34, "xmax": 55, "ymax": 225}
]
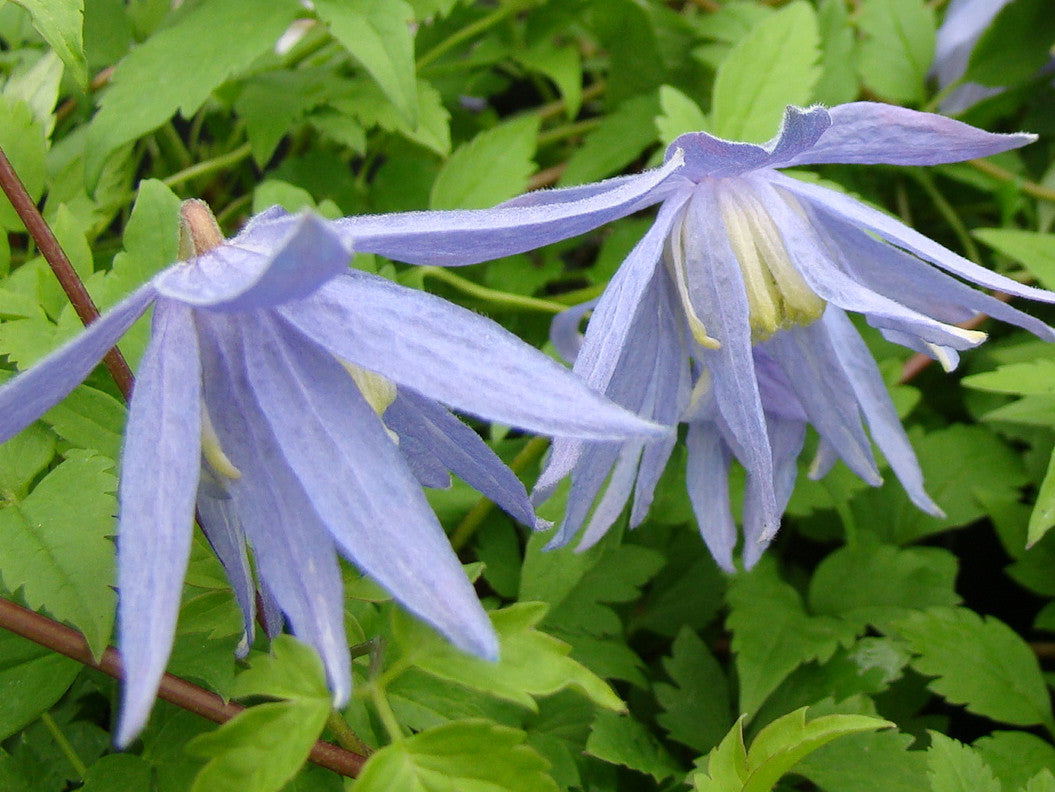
[
  {"xmin": 685, "ymin": 421, "xmax": 736, "ymax": 572},
  {"xmin": 742, "ymin": 415, "xmax": 805, "ymax": 568},
  {"xmin": 764, "ymin": 322, "xmax": 881, "ymax": 486},
  {"xmin": 822, "ymin": 308, "xmax": 945, "ymax": 516},
  {"xmin": 384, "ymin": 389, "xmax": 539, "ymax": 529},
  {"xmin": 576, "ymin": 442, "xmax": 644, "ymax": 550},
  {"xmin": 115, "ymin": 300, "xmax": 202, "ymax": 747},
  {"xmin": 196, "ymin": 312, "xmax": 352, "ymax": 702},
  {"xmin": 195, "ymin": 480, "xmax": 258, "ymax": 657},
  {"xmin": 668, "ymin": 105, "xmax": 832, "ymax": 180},
  {"xmin": 328, "ymin": 155, "xmax": 685, "ymax": 267},
  {"xmin": 0, "ymin": 283, "xmax": 156, "ymax": 445},
  {"xmin": 544, "ymin": 439, "xmax": 624, "ymax": 549},
  {"xmin": 550, "ymin": 299, "xmax": 597, "ymax": 365},
  {"xmin": 779, "ymin": 102, "xmax": 1034, "ymax": 167},
  {"xmin": 279, "ymin": 272, "xmax": 664, "ymax": 441},
  {"xmin": 769, "ymin": 172, "xmax": 1055, "ymax": 304},
  {"xmin": 679, "ymin": 187, "xmax": 780, "ymax": 536},
  {"xmin": 154, "ymin": 212, "xmax": 351, "ymax": 311},
  {"xmin": 807, "ymin": 205, "xmax": 1055, "ymax": 341},
  {"xmin": 242, "ymin": 314, "xmax": 498, "ymax": 660}
]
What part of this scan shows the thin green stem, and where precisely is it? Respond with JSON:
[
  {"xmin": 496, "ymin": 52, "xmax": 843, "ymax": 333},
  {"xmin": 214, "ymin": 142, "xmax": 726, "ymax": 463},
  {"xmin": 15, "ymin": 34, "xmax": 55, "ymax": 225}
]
[
  {"xmin": 326, "ymin": 710, "xmax": 372, "ymax": 757},
  {"xmin": 548, "ymin": 282, "xmax": 606, "ymax": 306},
  {"xmin": 419, "ymin": 266, "xmax": 569, "ymax": 314},
  {"xmin": 969, "ymin": 158, "xmax": 1055, "ymax": 203},
  {"xmin": 162, "ymin": 142, "xmax": 254, "ymax": 190},
  {"xmin": 909, "ymin": 169, "xmax": 983, "ymax": 264},
  {"xmin": 417, "ymin": 0, "xmax": 539, "ymax": 69},
  {"xmin": 214, "ymin": 194, "xmax": 253, "ymax": 229},
  {"xmin": 450, "ymin": 436, "xmax": 550, "ymax": 551},
  {"xmin": 40, "ymin": 712, "xmax": 87, "ymax": 779},
  {"xmin": 366, "ymin": 641, "xmax": 404, "ymax": 743},
  {"xmin": 536, "ymin": 118, "xmax": 600, "ymax": 147}
]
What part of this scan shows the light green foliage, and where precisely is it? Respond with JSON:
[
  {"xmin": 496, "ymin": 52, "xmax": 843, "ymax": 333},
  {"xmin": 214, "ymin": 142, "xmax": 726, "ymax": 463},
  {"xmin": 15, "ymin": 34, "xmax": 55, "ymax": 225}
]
[
  {"xmin": 314, "ymin": 0, "xmax": 419, "ymax": 126},
  {"xmin": 85, "ymin": 0, "xmax": 302, "ymax": 186},
  {"xmin": 925, "ymin": 733, "xmax": 1002, "ymax": 792},
  {"xmin": 813, "ymin": 0, "xmax": 857, "ymax": 105},
  {"xmin": 0, "ymin": 96, "xmax": 46, "ymax": 230},
  {"xmin": 656, "ymin": 85, "xmax": 709, "ymax": 148},
  {"xmin": 562, "ymin": 94, "xmax": 660, "ymax": 185},
  {"xmin": 891, "ymin": 607, "xmax": 1055, "ymax": 730},
  {"xmin": 0, "ymin": 450, "xmax": 116, "ymax": 654},
  {"xmin": 517, "ymin": 40, "xmax": 582, "ymax": 120},
  {"xmin": 431, "ymin": 115, "xmax": 540, "ymax": 209},
  {"xmin": 393, "ymin": 602, "xmax": 625, "ymax": 712},
  {"xmin": 974, "ymin": 228, "xmax": 1055, "ymax": 291},
  {"xmin": 855, "ymin": 0, "xmax": 935, "ymax": 103},
  {"xmin": 186, "ymin": 637, "xmax": 332, "ymax": 792},
  {"xmin": 80, "ymin": 754, "xmax": 152, "ymax": 792},
  {"xmin": 975, "ymin": 731, "xmax": 1055, "ymax": 792},
  {"xmin": 795, "ymin": 730, "xmax": 929, "ymax": 792},
  {"xmin": 355, "ymin": 720, "xmax": 558, "ymax": 792},
  {"xmin": 9, "ymin": 0, "xmax": 87, "ymax": 87},
  {"xmin": 711, "ymin": 1, "xmax": 820, "ymax": 143},
  {"xmin": 332, "ymin": 78, "xmax": 450, "ymax": 155},
  {"xmin": 691, "ymin": 708, "xmax": 891, "ymax": 792},
  {"xmin": 4, "ymin": 52, "xmax": 64, "ymax": 138},
  {"xmin": 727, "ymin": 559, "xmax": 857, "ymax": 714}
]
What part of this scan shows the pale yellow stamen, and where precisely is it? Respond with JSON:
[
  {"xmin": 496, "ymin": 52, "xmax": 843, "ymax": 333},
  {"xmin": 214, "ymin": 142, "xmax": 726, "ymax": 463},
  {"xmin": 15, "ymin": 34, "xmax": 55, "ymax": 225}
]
[
  {"xmin": 178, "ymin": 199, "xmax": 225, "ymax": 259},
  {"xmin": 340, "ymin": 360, "xmax": 400, "ymax": 443},
  {"xmin": 201, "ymin": 407, "xmax": 242, "ymax": 480},
  {"xmin": 666, "ymin": 211, "xmax": 721, "ymax": 350}
]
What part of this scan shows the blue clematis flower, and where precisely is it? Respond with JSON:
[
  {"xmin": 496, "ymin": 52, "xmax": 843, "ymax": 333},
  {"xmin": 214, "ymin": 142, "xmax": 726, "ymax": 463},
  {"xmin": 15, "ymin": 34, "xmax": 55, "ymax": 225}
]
[
  {"xmin": 525, "ymin": 102, "xmax": 1054, "ymax": 571},
  {"xmin": 0, "ymin": 201, "xmax": 665, "ymax": 745},
  {"xmin": 932, "ymin": 0, "xmax": 1014, "ymax": 113}
]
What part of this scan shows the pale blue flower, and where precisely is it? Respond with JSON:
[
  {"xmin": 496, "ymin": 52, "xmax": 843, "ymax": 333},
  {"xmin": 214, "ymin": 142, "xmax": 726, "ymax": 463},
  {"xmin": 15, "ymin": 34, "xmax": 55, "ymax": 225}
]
[
  {"xmin": 526, "ymin": 102, "xmax": 1052, "ymax": 570},
  {"xmin": 0, "ymin": 203, "xmax": 663, "ymax": 745},
  {"xmin": 932, "ymin": 0, "xmax": 1014, "ymax": 113}
]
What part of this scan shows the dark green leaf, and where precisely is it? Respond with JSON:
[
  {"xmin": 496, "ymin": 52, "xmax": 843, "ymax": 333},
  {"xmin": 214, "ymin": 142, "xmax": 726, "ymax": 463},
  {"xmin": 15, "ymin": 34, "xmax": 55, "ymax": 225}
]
[
  {"xmin": 925, "ymin": 733, "xmax": 1001, "ymax": 792},
  {"xmin": 0, "ymin": 630, "xmax": 79, "ymax": 740}
]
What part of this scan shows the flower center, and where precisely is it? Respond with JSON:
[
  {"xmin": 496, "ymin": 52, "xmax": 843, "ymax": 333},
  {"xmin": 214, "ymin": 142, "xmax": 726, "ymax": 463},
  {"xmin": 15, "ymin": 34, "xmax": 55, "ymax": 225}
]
[
  {"xmin": 716, "ymin": 184, "xmax": 825, "ymax": 342},
  {"xmin": 342, "ymin": 361, "xmax": 397, "ymax": 416}
]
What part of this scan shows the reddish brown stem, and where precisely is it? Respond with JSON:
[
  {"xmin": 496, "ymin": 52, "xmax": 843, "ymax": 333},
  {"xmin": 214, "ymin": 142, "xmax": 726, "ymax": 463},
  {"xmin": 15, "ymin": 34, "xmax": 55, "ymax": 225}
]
[
  {"xmin": 0, "ymin": 144, "xmax": 134, "ymax": 401},
  {"xmin": 0, "ymin": 598, "xmax": 366, "ymax": 777}
]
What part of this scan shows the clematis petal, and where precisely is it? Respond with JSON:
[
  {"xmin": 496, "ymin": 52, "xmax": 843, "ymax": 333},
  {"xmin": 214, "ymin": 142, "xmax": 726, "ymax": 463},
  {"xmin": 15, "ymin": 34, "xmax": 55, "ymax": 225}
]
[
  {"xmin": 742, "ymin": 415, "xmax": 804, "ymax": 568},
  {"xmin": 764, "ymin": 322, "xmax": 881, "ymax": 486},
  {"xmin": 576, "ymin": 442, "xmax": 644, "ymax": 550},
  {"xmin": 550, "ymin": 299, "xmax": 597, "ymax": 364},
  {"xmin": 545, "ymin": 440, "xmax": 624, "ymax": 549},
  {"xmin": 680, "ymin": 187, "xmax": 780, "ymax": 536},
  {"xmin": 196, "ymin": 312, "xmax": 352, "ymax": 702},
  {"xmin": 669, "ymin": 105, "xmax": 832, "ymax": 179},
  {"xmin": 195, "ymin": 482, "xmax": 258, "ymax": 657},
  {"xmin": 769, "ymin": 172, "xmax": 1055, "ymax": 304},
  {"xmin": 279, "ymin": 272, "xmax": 664, "ymax": 441},
  {"xmin": 115, "ymin": 301, "xmax": 202, "ymax": 747},
  {"xmin": 384, "ymin": 389, "xmax": 539, "ymax": 529},
  {"xmin": 329, "ymin": 155, "xmax": 684, "ymax": 267},
  {"xmin": 154, "ymin": 212, "xmax": 351, "ymax": 311},
  {"xmin": 685, "ymin": 421, "xmax": 736, "ymax": 572},
  {"xmin": 243, "ymin": 315, "xmax": 499, "ymax": 660},
  {"xmin": 0, "ymin": 283, "xmax": 156, "ymax": 445},
  {"xmin": 780, "ymin": 102, "xmax": 1035, "ymax": 166},
  {"xmin": 823, "ymin": 308, "xmax": 944, "ymax": 516}
]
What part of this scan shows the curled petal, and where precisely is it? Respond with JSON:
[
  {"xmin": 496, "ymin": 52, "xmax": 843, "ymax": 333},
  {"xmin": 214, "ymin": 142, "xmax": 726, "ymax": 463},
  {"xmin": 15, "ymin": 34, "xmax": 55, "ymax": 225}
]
[
  {"xmin": 115, "ymin": 301, "xmax": 202, "ymax": 746},
  {"xmin": 154, "ymin": 212, "xmax": 351, "ymax": 311},
  {"xmin": 0, "ymin": 284, "xmax": 156, "ymax": 445}
]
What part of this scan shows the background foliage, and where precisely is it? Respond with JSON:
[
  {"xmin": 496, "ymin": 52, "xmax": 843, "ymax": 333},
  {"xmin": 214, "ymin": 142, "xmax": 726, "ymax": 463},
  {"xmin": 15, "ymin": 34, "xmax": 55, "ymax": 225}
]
[{"xmin": 1, "ymin": 0, "xmax": 1055, "ymax": 789}]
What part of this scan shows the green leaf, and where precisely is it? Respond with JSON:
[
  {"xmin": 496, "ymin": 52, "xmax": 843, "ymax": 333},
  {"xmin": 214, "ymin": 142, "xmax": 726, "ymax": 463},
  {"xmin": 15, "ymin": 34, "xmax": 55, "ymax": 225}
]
[
  {"xmin": 964, "ymin": 0, "xmax": 1052, "ymax": 88},
  {"xmin": 42, "ymin": 384, "xmax": 125, "ymax": 462},
  {"xmin": 81, "ymin": 754, "xmax": 152, "ymax": 792},
  {"xmin": 808, "ymin": 537, "xmax": 960, "ymax": 629},
  {"xmin": 692, "ymin": 708, "xmax": 892, "ymax": 792},
  {"xmin": 430, "ymin": 116, "xmax": 540, "ymax": 209},
  {"xmin": 1027, "ymin": 771, "xmax": 1055, "ymax": 792},
  {"xmin": 85, "ymin": 0, "xmax": 302, "ymax": 187},
  {"xmin": 334, "ymin": 77, "xmax": 450, "ymax": 155},
  {"xmin": 795, "ymin": 729, "xmax": 928, "ymax": 792},
  {"xmin": 517, "ymin": 39, "xmax": 582, "ymax": 119},
  {"xmin": 3, "ymin": 51, "xmax": 64, "ymax": 137},
  {"xmin": 560, "ymin": 94, "xmax": 659, "ymax": 186},
  {"xmin": 235, "ymin": 71, "xmax": 333, "ymax": 166},
  {"xmin": 711, "ymin": 0, "xmax": 820, "ymax": 143},
  {"xmin": 727, "ymin": 559, "xmax": 857, "ymax": 714},
  {"xmin": 813, "ymin": 0, "xmax": 858, "ymax": 105},
  {"xmin": 314, "ymin": 0, "xmax": 418, "ymax": 125},
  {"xmin": 0, "ymin": 450, "xmax": 117, "ymax": 654},
  {"xmin": 186, "ymin": 637, "xmax": 331, "ymax": 792},
  {"xmin": 975, "ymin": 731, "xmax": 1055, "ymax": 792},
  {"xmin": 963, "ymin": 360, "xmax": 1055, "ymax": 396},
  {"xmin": 0, "ymin": 96, "xmax": 47, "ymax": 230},
  {"xmin": 1028, "ymin": 447, "xmax": 1055, "ymax": 547},
  {"xmin": 394, "ymin": 602, "xmax": 625, "ymax": 712},
  {"xmin": 974, "ymin": 228, "xmax": 1055, "ymax": 291},
  {"xmin": 585, "ymin": 710, "xmax": 680, "ymax": 782},
  {"xmin": 655, "ymin": 85, "xmax": 708, "ymax": 148},
  {"xmin": 10, "ymin": 0, "xmax": 88, "ymax": 87},
  {"xmin": 0, "ymin": 630, "xmax": 80, "ymax": 740},
  {"xmin": 855, "ymin": 0, "xmax": 935, "ymax": 103},
  {"xmin": 891, "ymin": 607, "xmax": 1055, "ymax": 730},
  {"xmin": 655, "ymin": 627, "xmax": 733, "ymax": 754},
  {"xmin": 0, "ymin": 425, "xmax": 55, "ymax": 498},
  {"xmin": 925, "ymin": 733, "xmax": 1001, "ymax": 792},
  {"xmin": 354, "ymin": 720, "xmax": 558, "ymax": 792}
]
